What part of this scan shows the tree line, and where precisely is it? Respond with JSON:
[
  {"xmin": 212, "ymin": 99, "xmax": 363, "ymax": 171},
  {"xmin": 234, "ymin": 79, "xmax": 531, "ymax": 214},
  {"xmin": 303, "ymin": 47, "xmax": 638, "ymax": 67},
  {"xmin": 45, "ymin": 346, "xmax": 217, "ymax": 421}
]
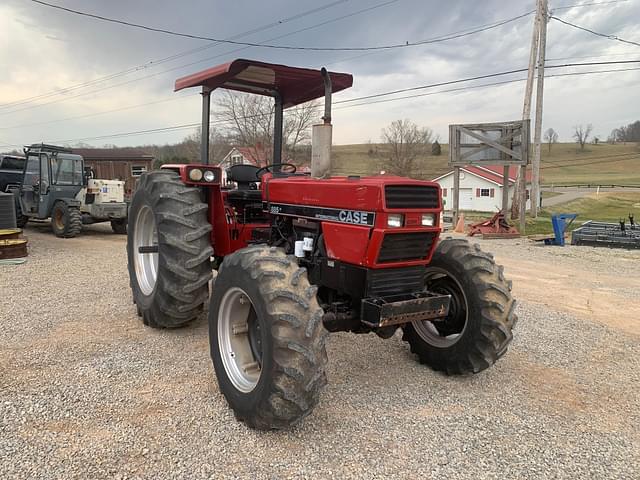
[
  {"xmin": 609, "ymin": 120, "xmax": 640, "ymax": 144},
  {"xmin": 543, "ymin": 120, "xmax": 640, "ymax": 154}
]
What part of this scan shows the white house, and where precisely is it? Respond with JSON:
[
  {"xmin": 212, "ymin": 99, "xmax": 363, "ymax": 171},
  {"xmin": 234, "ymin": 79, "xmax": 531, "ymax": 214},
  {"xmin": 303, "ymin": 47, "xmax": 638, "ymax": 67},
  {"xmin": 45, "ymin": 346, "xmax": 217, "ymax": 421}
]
[
  {"xmin": 219, "ymin": 146, "xmax": 268, "ymax": 168},
  {"xmin": 432, "ymin": 165, "xmax": 531, "ymax": 212},
  {"xmin": 218, "ymin": 147, "xmax": 309, "ymax": 184},
  {"xmin": 218, "ymin": 147, "xmax": 269, "ymax": 185}
]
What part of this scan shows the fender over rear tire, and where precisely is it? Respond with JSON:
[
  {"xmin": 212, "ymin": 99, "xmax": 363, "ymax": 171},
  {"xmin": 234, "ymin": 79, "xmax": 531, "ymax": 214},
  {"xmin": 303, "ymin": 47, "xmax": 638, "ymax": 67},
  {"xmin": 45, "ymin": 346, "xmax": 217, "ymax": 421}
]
[
  {"xmin": 209, "ymin": 245, "xmax": 328, "ymax": 430},
  {"xmin": 51, "ymin": 201, "xmax": 82, "ymax": 238},
  {"xmin": 127, "ymin": 170, "xmax": 213, "ymax": 328},
  {"xmin": 402, "ymin": 238, "xmax": 517, "ymax": 375}
]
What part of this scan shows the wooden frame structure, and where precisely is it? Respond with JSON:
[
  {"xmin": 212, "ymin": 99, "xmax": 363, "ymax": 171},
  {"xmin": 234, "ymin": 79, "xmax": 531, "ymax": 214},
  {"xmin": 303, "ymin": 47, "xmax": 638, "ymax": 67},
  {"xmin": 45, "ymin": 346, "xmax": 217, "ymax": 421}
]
[{"xmin": 448, "ymin": 120, "xmax": 530, "ymax": 226}]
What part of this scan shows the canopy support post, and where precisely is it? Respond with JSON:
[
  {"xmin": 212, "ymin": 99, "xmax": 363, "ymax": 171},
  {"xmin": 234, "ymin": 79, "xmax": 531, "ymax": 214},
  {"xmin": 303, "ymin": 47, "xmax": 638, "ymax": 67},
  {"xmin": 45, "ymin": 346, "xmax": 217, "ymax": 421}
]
[
  {"xmin": 200, "ymin": 87, "xmax": 211, "ymax": 164},
  {"xmin": 273, "ymin": 93, "xmax": 283, "ymax": 172}
]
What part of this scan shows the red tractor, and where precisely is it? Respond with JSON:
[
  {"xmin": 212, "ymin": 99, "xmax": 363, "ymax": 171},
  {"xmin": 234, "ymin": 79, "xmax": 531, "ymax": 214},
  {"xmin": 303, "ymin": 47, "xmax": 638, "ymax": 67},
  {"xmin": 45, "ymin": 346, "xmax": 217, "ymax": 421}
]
[{"xmin": 127, "ymin": 59, "xmax": 516, "ymax": 430}]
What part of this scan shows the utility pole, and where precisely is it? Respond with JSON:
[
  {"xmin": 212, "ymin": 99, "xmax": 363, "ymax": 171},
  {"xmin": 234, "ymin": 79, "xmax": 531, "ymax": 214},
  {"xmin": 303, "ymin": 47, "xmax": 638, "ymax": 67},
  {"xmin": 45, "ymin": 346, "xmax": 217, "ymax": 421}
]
[
  {"xmin": 531, "ymin": 0, "xmax": 548, "ymax": 217},
  {"xmin": 522, "ymin": 0, "xmax": 541, "ymax": 120},
  {"xmin": 514, "ymin": 0, "xmax": 542, "ymax": 232}
]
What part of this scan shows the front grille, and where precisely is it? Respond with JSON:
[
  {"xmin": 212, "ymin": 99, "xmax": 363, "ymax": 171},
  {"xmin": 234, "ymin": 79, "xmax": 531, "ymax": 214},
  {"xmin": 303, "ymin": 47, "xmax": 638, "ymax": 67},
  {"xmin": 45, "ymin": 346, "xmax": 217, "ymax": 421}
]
[
  {"xmin": 377, "ymin": 232, "xmax": 436, "ymax": 263},
  {"xmin": 385, "ymin": 185, "xmax": 439, "ymax": 209},
  {"xmin": 367, "ymin": 266, "xmax": 425, "ymax": 297}
]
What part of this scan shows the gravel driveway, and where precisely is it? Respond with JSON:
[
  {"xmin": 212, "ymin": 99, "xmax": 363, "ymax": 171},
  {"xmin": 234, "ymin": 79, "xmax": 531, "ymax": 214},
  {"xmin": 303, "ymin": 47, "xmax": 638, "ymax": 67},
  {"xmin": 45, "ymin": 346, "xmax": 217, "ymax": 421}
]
[{"xmin": 1, "ymin": 223, "xmax": 639, "ymax": 479}]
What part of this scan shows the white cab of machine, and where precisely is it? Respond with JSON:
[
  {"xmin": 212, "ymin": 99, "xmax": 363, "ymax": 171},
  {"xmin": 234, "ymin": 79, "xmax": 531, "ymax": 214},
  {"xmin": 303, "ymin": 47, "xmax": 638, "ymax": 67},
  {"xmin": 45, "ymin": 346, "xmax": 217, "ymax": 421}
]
[
  {"xmin": 76, "ymin": 179, "xmax": 127, "ymax": 220},
  {"xmin": 83, "ymin": 179, "xmax": 125, "ymax": 203}
]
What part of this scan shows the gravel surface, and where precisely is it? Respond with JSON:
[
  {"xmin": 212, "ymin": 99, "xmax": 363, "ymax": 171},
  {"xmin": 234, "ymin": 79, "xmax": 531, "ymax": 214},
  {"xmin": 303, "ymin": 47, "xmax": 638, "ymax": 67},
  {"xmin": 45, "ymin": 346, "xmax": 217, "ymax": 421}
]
[{"xmin": 1, "ymin": 223, "xmax": 639, "ymax": 479}]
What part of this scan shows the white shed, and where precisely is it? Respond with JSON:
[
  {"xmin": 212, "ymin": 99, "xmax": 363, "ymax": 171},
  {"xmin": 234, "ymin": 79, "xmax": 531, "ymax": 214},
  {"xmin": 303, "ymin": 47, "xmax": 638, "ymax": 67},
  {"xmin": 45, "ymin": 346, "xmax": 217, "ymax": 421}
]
[
  {"xmin": 433, "ymin": 165, "xmax": 531, "ymax": 213},
  {"xmin": 218, "ymin": 147, "xmax": 268, "ymax": 185}
]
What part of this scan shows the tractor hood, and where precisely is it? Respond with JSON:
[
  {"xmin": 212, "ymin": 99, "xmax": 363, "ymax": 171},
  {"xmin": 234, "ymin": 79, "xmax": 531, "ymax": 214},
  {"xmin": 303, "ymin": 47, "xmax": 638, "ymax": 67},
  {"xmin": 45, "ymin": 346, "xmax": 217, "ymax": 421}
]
[{"xmin": 263, "ymin": 175, "xmax": 441, "ymax": 213}]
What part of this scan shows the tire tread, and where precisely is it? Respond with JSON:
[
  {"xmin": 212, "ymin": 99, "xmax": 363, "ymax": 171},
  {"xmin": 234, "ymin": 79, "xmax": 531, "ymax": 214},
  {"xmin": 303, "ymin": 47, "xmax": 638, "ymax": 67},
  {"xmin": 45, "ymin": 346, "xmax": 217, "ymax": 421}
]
[
  {"xmin": 127, "ymin": 170, "xmax": 212, "ymax": 328},
  {"xmin": 402, "ymin": 238, "xmax": 517, "ymax": 375}
]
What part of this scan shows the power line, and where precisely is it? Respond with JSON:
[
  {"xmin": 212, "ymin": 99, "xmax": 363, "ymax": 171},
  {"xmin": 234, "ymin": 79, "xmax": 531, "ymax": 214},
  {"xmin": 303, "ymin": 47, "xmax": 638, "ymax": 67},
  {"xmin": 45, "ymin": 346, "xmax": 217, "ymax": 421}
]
[
  {"xmin": 0, "ymin": 93, "xmax": 199, "ymax": 130},
  {"xmin": 546, "ymin": 59, "xmax": 640, "ymax": 67},
  {"xmin": 1, "ymin": 0, "xmax": 354, "ymax": 110},
  {"xmin": 46, "ymin": 112, "xmax": 278, "ymax": 144},
  {"xmin": 2, "ymin": 0, "xmax": 400, "ymax": 116},
  {"xmin": 335, "ymin": 59, "xmax": 640, "ymax": 104},
  {"xmin": 335, "ymin": 66, "xmax": 640, "ymax": 108},
  {"xmin": 30, "ymin": 0, "xmax": 534, "ymax": 52},
  {"xmin": 5, "ymin": 63, "xmax": 640, "ymax": 147},
  {"xmin": 326, "ymin": 8, "xmax": 539, "ymax": 67},
  {"xmin": 7, "ymin": 64, "xmax": 638, "ymax": 133},
  {"xmin": 553, "ymin": 0, "xmax": 629, "ymax": 10},
  {"xmin": 547, "ymin": 51, "xmax": 638, "ymax": 61},
  {"xmin": 550, "ymin": 15, "xmax": 640, "ymax": 47},
  {"xmin": 335, "ymin": 68, "xmax": 527, "ymax": 103},
  {"xmin": 49, "ymin": 123, "xmax": 203, "ymax": 144},
  {"xmin": 24, "ymin": 63, "xmax": 640, "ymax": 146}
]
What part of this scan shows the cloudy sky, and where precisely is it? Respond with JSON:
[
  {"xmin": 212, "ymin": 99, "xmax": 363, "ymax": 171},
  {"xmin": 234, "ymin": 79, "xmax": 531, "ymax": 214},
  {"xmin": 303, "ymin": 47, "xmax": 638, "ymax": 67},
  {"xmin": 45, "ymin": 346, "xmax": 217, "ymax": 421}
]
[{"xmin": 1, "ymin": 0, "xmax": 638, "ymax": 151}]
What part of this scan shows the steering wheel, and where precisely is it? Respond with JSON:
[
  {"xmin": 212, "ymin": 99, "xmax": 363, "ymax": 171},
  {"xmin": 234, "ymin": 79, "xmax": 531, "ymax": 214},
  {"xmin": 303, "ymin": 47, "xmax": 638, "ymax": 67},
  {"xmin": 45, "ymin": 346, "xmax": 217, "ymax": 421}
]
[{"xmin": 255, "ymin": 163, "xmax": 297, "ymax": 179}]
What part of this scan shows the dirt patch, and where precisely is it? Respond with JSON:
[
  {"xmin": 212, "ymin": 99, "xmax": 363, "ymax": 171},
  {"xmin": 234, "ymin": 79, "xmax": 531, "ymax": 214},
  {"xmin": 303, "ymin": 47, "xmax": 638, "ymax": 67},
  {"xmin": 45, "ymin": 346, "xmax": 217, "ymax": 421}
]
[{"xmin": 496, "ymin": 257, "xmax": 640, "ymax": 336}]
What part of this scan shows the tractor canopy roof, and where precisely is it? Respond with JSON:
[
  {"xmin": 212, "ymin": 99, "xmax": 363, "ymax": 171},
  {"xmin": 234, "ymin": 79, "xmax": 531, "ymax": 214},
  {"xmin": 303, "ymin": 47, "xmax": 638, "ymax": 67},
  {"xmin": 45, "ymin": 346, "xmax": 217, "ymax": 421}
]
[{"xmin": 174, "ymin": 59, "xmax": 353, "ymax": 108}]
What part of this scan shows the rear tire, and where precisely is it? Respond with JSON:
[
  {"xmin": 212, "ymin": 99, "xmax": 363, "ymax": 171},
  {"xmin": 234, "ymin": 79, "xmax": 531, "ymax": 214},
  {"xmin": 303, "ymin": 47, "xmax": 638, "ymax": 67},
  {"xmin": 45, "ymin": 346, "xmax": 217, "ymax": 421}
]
[
  {"xmin": 50, "ymin": 201, "xmax": 82, "ymax": 238},
  {"xmin": 209, "ymin": 245, "xmax": 328, "ymax": 430},
  {"xmin": 111, "ymin": 218, "xmax": 127, "ymax": 234},
  {"xmin": 15, "ymin": 199, "xmax": 28, "ymax": 228},
  {"xmin": 127, "ymin": 170, "xmax": 212, "ymax": 328},
  {"xmin": 402, "ymin": 238, "xmax": 516, "ymax": 375}
]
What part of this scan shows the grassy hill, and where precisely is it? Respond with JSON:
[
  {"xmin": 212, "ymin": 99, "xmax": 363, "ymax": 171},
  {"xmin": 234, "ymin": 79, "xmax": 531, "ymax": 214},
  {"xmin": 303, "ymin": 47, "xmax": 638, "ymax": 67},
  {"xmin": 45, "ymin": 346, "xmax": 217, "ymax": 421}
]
[
  {"xmin": 332, "ymin": 143, "xmax": 450, "ymax": 180},
  {"xmin": 332, "ymin": 142, "xmax": 640, "ymax": 185},
  {"xmin": 537, "ymin": 143, "xmax": 640, "ymax": 186},
  {"xmin": 525, "ymin": 192, "xmax": 640, "ymax": 235}
]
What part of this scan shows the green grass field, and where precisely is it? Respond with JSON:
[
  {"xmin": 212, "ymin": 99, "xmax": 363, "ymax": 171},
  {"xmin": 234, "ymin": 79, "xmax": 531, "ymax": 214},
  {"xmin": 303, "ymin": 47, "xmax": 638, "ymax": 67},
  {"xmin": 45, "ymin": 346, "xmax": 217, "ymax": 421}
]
[
  {"xmin": 461, "ymin": 192, "xmax": 640, "ymax": 235},
  {"xmin": 523, "ymin": 192, "xmax": 640, "ymax": 234},
  {"xmin": 460, "ymin": 192, "xmax": 640, "ymax": 235},
  {"xmin": 332, "ymin": 142, "xmax": 640, "ymax": 185}
]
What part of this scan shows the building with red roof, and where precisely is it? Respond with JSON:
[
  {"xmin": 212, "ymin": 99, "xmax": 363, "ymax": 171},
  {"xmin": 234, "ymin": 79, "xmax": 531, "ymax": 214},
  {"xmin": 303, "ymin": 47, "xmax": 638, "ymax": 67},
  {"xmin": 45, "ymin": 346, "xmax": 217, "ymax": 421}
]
[{"xmin": 432, "ymin": 165, "xmax": 532, "ymax": 212}]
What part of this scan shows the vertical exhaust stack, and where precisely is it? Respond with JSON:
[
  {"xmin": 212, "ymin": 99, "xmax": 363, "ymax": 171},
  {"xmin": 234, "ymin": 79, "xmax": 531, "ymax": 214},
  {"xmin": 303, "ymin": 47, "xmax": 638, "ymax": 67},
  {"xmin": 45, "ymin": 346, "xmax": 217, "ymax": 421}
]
[{"xmin": 311, "ymin": 68, "xmax": 333, "ymax": 179}]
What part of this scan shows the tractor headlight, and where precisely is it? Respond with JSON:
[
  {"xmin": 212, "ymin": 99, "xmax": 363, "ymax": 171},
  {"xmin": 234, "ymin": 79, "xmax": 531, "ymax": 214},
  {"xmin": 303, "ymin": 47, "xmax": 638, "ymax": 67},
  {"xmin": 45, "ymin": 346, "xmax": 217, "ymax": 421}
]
[
  {"xmin": 203, "ymin": 170, "xmax": 216, "ymax": 182},
  {"xmin": 421, "ymin": 213, "xmax": 436, "ymax": 226},
  {"xmin": 387, "ymin": 214, "xmax": 404, "ymax": 228},
  {"xmin": 189, "ymin": 168, "xmax": 203, "ymax": 181}
]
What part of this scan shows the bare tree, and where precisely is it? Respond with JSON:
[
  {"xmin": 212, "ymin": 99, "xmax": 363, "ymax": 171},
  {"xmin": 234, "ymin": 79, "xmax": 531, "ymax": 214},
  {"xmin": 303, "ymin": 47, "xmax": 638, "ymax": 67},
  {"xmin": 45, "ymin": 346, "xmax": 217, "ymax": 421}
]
[
  {"xmin": 145, "ymin": 127, "xmax": 231, "ymax": 167},
  {"xmin": 181, "ymin": 127, "xmax": 230, "ymax": 164},
  {"xmin": 573, "ymin": 124, "xmax": 593, "ymax": 151},
  {"xmin": 543, "ymin": 127, "xmax": 558, "ymax": 153},
  {"xmin": 380, "ymin": 119, "xmax": 433, "ymax": 176},
  {"xmin": 216, "ymin": 92, "xmax": 318, "ymax": 166},
  {"xmin": 282, "ymin": 101, "xmax": 318, "ymax": 164}
]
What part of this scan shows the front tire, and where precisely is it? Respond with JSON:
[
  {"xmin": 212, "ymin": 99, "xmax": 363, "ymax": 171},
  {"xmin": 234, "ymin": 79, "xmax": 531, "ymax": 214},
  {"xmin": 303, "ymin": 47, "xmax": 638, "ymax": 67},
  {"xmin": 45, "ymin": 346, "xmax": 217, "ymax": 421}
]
[
  {"xmin": 127, "ymin": 170, "xmax": 213, "ymax": 328},
  {"xmin": 209, "ymin": 245, "xmax": 328, "ymax": 430},
  {"xmin": 50, "ymin": 201, "xmax": 82, "ymax": 238},
  {"xmin": 111, "ymin": 218, "xmax": 127, "ymax": 234},
  {"xmin": 15, "ymin": 199, "xmax": 28, "ymax": 228},
  {"xmin": 402, "ymin": 238, "xmax": 516, "ymax": 375}
]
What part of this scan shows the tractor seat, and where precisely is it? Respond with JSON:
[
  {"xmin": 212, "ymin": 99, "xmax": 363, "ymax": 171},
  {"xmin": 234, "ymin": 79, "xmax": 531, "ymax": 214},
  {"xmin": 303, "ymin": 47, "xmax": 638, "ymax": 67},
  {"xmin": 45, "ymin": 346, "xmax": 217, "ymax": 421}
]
[{"xmin": 226, "ymin": 164, "xmax": 262, "ymax": 201}]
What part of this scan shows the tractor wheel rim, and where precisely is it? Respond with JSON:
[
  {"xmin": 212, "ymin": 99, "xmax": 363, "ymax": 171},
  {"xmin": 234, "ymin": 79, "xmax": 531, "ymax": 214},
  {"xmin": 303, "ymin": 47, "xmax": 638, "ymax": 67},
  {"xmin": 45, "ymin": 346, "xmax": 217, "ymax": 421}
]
[
  {"xmin": 412, "ymin": 267, "xmax": 468, "ymax": 348},
  {"xmin": 218, "ymin": 287, "xmax": 261, "ymax": 393},
  {"xmin": 133, "ymin": 205, "xmax": 158, "ymax": 296}
]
